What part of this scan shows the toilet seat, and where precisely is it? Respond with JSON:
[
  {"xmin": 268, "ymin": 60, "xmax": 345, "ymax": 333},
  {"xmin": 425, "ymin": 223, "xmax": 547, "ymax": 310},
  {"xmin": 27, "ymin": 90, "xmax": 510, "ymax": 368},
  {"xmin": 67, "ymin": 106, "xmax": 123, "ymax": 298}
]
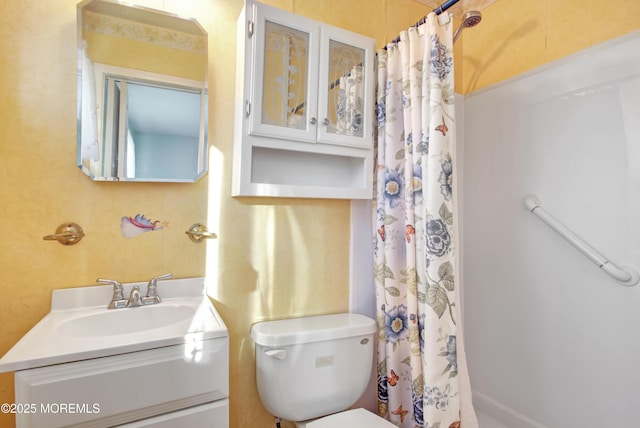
[{"xmin": 305, "ymin": 408, "xmax": 396, "ymax": 427}]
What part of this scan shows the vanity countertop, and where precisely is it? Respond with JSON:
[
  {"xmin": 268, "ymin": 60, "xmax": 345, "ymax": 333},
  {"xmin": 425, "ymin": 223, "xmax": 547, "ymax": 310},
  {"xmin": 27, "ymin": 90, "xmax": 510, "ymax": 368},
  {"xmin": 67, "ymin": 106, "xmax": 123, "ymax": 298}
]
[{"xmin": 0, "ymin": 277, "xmax": 227, "ymax": 373}]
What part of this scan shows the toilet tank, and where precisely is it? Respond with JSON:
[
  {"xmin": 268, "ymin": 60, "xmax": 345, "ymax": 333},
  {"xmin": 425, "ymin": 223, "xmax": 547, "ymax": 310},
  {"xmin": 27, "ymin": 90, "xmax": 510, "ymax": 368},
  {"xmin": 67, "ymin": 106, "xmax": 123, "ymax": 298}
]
[{"xmin": 250, "ymin": 313, "xmax": 376, "ymax": 422}]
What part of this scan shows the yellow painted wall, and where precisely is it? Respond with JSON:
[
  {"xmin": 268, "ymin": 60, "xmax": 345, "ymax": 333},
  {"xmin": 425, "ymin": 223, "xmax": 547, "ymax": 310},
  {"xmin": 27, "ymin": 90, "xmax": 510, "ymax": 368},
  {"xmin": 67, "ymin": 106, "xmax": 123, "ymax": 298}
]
[
  {"xmin": 0, "ymin": 1, "xmax": 425, "ymax": 428},
  {"xmin": 6, "ymin": 0, "xmax": 633, "ymax": 427},
  {"xmin": 460, "ymin": 0, "xmax": 640, "ymax": 94}
]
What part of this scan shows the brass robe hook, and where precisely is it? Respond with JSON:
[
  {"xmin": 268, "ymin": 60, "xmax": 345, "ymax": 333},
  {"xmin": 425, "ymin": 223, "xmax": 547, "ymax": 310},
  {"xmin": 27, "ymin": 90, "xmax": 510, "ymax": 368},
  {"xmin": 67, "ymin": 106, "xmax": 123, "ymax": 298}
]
[
  {"xmin": 43, "ymin": 223, "xmax": 85, "ymax": 245},
  {"xmin": 185, "ymin": 223, "xmax": 217, "ymax": 243}
]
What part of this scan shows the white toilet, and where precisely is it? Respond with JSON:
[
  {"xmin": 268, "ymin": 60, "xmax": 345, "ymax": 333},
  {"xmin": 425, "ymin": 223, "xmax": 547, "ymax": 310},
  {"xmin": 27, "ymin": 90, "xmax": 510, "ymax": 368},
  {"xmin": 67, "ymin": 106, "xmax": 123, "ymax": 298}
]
[{"xmin": 250, "ymin": 313, "xmax": 395, "ymax": 427}]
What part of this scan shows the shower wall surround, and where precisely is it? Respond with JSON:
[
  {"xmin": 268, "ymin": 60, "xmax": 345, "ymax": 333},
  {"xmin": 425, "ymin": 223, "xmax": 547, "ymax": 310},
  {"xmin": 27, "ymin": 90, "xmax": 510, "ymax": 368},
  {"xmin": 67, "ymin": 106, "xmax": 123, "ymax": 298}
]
[{"xmin": 461, "ymin": 33, "xmax": 640, "ymax": 427}]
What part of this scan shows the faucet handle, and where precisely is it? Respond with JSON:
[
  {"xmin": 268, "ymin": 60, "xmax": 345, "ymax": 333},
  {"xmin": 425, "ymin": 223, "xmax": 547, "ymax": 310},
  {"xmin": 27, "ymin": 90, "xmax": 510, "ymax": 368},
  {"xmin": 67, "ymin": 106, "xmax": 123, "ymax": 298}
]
[
  {"xmin": 147, "ymin": 273, "xmax": 172, "ymax": 295},
  {"xmin": 97, "ymin": 278, "xmax": 126, "ymax": 309},
  {"xmin": 149, "ymin": 273, "xmax": 172, "ymax": 287},
  {"xmin": 97, "ymin": 278, "xmax": 124, "ymax": 300},
  {"xmin": 143, "ymin": 273, "xmax": 172, "ymax": 305}
]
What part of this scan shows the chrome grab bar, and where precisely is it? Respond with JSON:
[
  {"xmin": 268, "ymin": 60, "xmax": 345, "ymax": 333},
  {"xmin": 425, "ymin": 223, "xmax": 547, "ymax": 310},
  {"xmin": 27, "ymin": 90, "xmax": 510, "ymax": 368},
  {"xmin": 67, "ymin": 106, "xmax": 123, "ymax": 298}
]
[{"xmin": 524, "ymin": 195, "xmax": 639, "ymax": 286}]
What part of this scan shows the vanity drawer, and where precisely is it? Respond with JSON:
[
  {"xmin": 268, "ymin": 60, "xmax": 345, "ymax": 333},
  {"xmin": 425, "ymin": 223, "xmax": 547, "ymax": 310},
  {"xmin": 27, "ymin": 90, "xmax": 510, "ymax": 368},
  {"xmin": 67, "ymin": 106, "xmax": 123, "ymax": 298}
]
[
  {"xmin": 14, "ymin": 337, "xmax": 228, "ymax": 428},
  {"xmin": 120, "ymin": 399, "xmax": 229, "ymax": 427}
]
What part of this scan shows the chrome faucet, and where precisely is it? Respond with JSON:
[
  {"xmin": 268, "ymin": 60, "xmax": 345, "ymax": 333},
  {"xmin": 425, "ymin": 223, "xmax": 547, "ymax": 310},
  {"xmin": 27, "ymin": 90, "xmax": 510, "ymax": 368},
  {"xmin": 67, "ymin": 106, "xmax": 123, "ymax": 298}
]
[
  {"xmin": 126, "ymin": 285, "xmax": 143, "ymax": 308},
  {"xmin": 97, "ymin": 278, "xmax": 127, "ymax": 309},
  {"xmin": 142, "ymin": 273, "xmax": 172, "ymax": 305}
]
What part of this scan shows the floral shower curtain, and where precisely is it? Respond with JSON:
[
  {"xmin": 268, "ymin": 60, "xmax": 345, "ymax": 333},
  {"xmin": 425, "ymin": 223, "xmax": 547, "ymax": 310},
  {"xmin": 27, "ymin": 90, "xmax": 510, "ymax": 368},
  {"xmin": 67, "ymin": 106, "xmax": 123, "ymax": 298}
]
[
  {"xmin": 374, "ymin": 12, "xmax": 477, "ymax": 428},
  {"xmin": 337, "ymin": 65, "xmax": 364, "ymax": 136}
]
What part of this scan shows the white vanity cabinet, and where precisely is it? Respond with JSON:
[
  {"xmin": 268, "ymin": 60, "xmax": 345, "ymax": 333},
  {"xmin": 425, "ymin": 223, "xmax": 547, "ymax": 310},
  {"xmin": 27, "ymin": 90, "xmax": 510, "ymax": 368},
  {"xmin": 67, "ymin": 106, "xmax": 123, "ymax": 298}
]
[
  {"xmin": 0, "ymin": 278, "xmax": 229, "ymax": 428},
  {"xmin": 233, "ymin": 0, "xmax": 375, "ymax": 199},
  {"xmin": 14, "ymin": 338, "xmax": 229, "ymax": 428}
]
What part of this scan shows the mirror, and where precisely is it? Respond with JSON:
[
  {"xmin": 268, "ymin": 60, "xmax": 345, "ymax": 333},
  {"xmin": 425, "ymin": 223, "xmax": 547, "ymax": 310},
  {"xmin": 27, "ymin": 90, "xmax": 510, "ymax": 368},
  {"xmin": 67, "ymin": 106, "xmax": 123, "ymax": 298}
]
[{"xmin": 77, "ymin": 0, "xmax": 208, "ymax": 182}]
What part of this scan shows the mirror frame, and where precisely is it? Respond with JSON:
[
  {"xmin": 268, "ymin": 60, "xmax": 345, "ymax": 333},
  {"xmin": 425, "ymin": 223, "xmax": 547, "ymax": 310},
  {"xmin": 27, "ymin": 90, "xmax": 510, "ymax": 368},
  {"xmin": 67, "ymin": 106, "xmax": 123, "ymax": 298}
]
[{"xmin": 76, "ymin": 0, "xmax": 209, "ymax": 183}]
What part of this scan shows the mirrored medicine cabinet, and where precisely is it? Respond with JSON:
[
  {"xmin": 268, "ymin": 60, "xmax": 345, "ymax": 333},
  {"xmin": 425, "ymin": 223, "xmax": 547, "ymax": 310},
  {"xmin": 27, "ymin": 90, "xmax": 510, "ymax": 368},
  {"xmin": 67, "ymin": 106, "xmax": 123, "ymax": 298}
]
[{"xmin": 77, "ymin": 0, "xmax": 209, "ymax": 182}]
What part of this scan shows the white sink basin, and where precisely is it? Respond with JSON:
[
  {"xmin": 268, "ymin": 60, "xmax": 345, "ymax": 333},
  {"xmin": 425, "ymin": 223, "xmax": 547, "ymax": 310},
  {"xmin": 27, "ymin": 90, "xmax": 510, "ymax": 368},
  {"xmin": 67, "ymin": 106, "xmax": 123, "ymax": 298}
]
[
  {"xmin": 58, "ymin": 304, "xmax": 196, "ymax": 337},
  {"xmin": 0, "ymin": 277, "xmax": 227, "ymax": 373}
]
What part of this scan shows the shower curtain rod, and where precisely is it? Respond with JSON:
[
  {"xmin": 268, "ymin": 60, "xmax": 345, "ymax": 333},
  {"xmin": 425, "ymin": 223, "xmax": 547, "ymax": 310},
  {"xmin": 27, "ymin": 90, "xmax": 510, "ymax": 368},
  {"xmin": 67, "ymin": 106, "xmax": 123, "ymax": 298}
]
[
  {"xmin": 295, "ymin": 0, "xmax": 461, "ymax": 113},
  {"xmin": 386, "ymin": 0, "xmax": 461, "ymax": 46}
]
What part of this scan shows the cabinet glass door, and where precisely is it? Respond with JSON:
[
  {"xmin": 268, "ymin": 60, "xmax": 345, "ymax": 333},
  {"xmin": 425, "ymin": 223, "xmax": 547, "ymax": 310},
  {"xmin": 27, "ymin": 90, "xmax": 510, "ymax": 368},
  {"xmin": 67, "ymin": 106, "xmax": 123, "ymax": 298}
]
[
  {"xmin": 251, "ymin": 4, "xmax": 319, "ymax": 142},
  {"xmin": 317, "ymin": 27, "xmax": 374, "ymax": 148},
  {"xmin": 326, "ymin": 40, "xmax": 365, "ymax": 137},
  {"xmin": 261, "ymin": 21, "xmax": 309, "ymax": 130}
]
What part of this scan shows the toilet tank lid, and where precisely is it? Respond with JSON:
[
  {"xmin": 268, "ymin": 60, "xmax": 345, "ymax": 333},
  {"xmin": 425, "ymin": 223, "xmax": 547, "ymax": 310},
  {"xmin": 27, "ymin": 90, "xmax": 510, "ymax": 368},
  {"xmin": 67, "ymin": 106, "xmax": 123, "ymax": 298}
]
[{"xmin": 250, "ymin": 313, "xmax": 376, "ymax": 347}]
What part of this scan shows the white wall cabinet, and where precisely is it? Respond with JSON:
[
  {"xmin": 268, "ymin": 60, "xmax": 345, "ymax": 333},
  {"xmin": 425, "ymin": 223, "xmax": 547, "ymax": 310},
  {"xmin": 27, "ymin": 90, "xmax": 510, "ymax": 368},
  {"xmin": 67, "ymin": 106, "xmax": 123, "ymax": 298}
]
[{"xmin": 233, "ymin": 0, "xmax": 375, "ymax": 199}]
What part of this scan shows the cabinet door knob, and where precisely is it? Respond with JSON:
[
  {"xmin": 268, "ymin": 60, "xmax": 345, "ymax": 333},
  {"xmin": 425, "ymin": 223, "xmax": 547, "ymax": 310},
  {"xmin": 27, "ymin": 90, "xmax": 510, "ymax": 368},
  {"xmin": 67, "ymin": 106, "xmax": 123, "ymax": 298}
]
[
  {"xmin": 322, "ymin": 118, "xmax": 330, "ymax": 126},
  {"xmin": 309, "ymin": 117, "xmax": 317, "ymax": 125}
]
